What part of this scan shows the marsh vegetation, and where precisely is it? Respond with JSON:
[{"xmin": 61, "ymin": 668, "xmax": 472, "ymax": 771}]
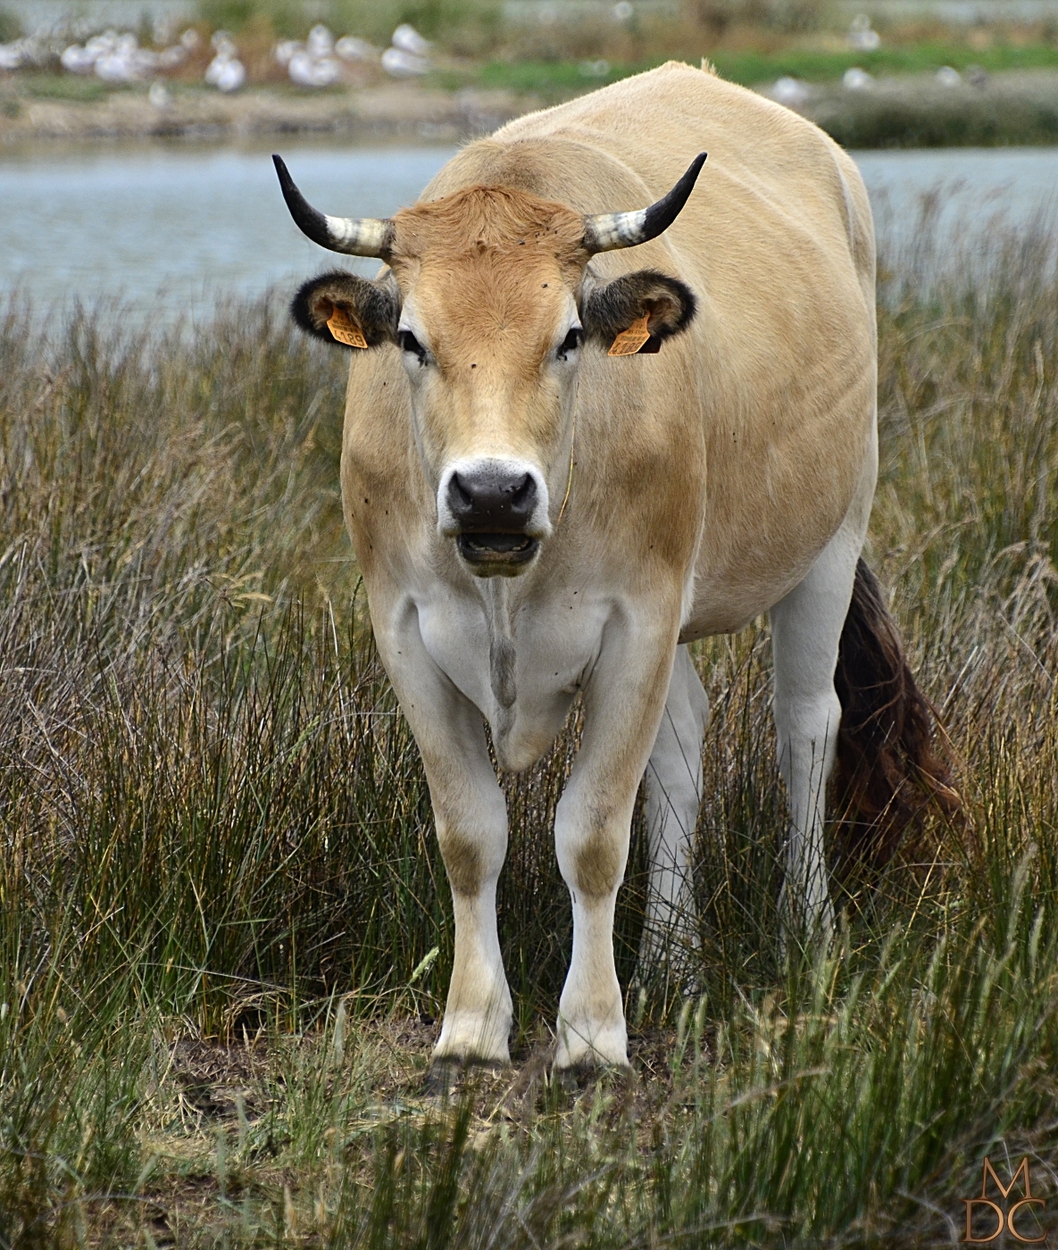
[{"xmin": 1, "ymin": 202, "xmax": 1057, "ymax": 1246}]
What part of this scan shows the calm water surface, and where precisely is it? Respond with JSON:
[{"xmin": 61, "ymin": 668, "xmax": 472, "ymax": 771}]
[{"xmin": 2, "ymin": 142, "xmax": 1057, "ymax": 314}]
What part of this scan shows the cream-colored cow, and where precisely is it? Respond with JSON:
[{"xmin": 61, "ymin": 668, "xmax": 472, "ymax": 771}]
[{"xmin": 276, "ymin": 61, "xmax": 953, "ymax": 1072}]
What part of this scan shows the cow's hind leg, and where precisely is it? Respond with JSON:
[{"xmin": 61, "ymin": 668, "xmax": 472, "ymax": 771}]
[
  {"xmin": 769, "ymin": 527, "xmax": 862, "ymax": 944},
  {"xmin": 637, "ymin": 644, "xmax": 709, "ymax": 987}
]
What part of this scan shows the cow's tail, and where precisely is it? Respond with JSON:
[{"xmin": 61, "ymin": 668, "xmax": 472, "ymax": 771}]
[{"xmin": 831, "ymin": 558, "xmax": 961, "ymax": 873}]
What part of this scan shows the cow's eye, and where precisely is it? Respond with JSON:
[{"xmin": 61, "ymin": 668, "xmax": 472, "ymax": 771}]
[
  {"xmin": 556, "ymin": 327, "xmax": 582, "ymax": 361},
  {"xmin": 398, "ymin": 330, "xmax": 427, "ymax": 365}
]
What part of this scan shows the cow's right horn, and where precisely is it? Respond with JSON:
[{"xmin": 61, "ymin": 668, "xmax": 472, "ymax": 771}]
[
  {"xmin": 273, "ymin": 155, "xmax": 394, "ymax": 259},
  {"xmin": 583, "ymin": 153, "xmax": 707, "ymax": 253}
]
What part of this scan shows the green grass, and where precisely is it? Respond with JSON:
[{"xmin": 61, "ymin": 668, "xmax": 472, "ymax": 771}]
[
  {"xmin": 19, "ymin": 74, "xmax": 116, "ymax": 103},
  {"xmin": 452, "ymin": 43, "xmax": 1058, "ymax": 97},
  {"xmin": 1, "ymin": 206, "xmax": 1058, "ymax": 1244},
  {"xmin": 709, "ymin": 40, "xmax": 1058, "ymax": 82}
]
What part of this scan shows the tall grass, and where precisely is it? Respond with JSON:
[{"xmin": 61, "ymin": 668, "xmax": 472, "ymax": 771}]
[{"xmin": 0, "ymin": 205, "xmax": 1056, "ymax": 1246}]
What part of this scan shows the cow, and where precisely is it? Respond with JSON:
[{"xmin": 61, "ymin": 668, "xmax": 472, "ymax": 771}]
[{"xmin": 274, "ymin": 60, "xmax": 954, "ymax": 1073}]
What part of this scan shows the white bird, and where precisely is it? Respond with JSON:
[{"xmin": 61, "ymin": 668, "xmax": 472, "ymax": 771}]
[
  {"xmin": 381, "ymin": 46, "xmax": 429, "ymax": 77},
  {"xmin": 307, "ymin": 24, "xmax": 333, "ymax": 56},
  {"xmin": 61, "ymin": 44, "xmax": 97, "ymax": 73},
  {"xmin": 205, "ymin": 52, "xmax": 246, "ymax": 91},
  {"xmin": 287, "ymin": 48, "xmax": 340, "ymax": 87},
  {"xmin": 391, "ymin": 23, "xmax": 430, "ymax": 56},
  {"xmin": 335, "ymin": 36, "xmax": 377, "ymax": 62},
  {"xmin": 771, "ymin": 76, "xmax": 809, "ymax": 107},
  {"xmin": 843, "ymin": 67, "xmax": 873, "ymax": 90},
  {"xmin": 95, "ymin": 34, "xmax": 159, "ymax": 83}
]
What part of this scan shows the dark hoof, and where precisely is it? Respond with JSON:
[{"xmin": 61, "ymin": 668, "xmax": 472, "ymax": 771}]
[
  {"xmin": 423, "ymin": 1056, "xmax": 507, "ymax": 1097},
  {"xmin": 424, "ymin": 1059, "xmax": 459, "ymax": 1098},
  {"xmin": 551, "ymin": 1062, "xmax": 635, "ymax": 1095}
]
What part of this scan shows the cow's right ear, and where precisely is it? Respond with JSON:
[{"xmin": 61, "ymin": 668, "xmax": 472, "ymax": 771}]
[
  {"xmin": 580, "ymin": 269, "xmax": 697, "ymax": 355},
  {"xmin": 291, "ymin": 270, "xmax": 399, "ymax": 350}
]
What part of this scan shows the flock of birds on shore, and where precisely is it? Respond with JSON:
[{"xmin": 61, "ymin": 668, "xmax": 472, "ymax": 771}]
[
  {"xmin": 0, "ymin": 11, "xmax": 993, "ymax": 104},
  {"xmin": 0, "ymin": 21, "xmax": 433, "ymax": 93}
]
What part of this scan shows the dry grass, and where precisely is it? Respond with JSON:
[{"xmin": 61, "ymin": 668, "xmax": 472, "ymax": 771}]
[{"xmin": 0, "ymin": 203, "xmax": 1057, "ymax": 1246}]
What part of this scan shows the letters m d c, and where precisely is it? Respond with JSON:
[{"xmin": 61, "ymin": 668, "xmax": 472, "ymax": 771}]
[{"xmin": 963, "ymin": 1157, "xmax": 1047, "ymax": 1244}]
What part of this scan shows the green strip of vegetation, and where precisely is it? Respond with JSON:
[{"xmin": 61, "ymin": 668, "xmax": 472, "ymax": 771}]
[
  {"xmin": 466, "ymin": 42, "xmax": 1058, "ymax": 94},
  {"xmin": 20, "ymin": 72, "xmax": 114, "ymax": 101},
  {"xmin": 711, "ymin": 40, "xmax": 1058, "ymax": 82}
]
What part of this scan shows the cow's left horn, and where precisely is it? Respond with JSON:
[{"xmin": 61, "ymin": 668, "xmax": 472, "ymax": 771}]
[
  {"xmin": 583, "ymin": 153, "xmax": 707, "ymax": 254},
  {"xmin": 273, "ymin": 154, "xmax": 394, "ymax": 259}
]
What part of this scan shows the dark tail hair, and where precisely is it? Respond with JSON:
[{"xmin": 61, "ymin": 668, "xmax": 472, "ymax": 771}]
[{"xmin": 832, "ymin": 558, "xmax": 961, "ymax": 872}]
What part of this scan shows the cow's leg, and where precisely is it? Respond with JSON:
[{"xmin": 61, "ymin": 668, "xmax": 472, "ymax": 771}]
[
  {"xmin": 553, "ymin": 616, "xmax": 679, "ymax": 1069},
  {"xmin": 768, "ymin": 526, "xmax": 862, "ymax": 946},
  {"xmin": 375, "ymin": 605, "xmax": 512, "ymax": 1066},
  {"xmin": 636, "ymin": 644, "xmax": 709, "ymax": 985}
]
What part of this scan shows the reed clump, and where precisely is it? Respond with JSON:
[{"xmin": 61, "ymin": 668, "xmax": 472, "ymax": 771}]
[{"xmin": 0, "ymin": 205, "xmax": 1056, "ymax": 1246}]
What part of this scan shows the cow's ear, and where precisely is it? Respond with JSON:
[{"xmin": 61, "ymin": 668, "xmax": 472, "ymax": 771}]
[
  {"xmin": 581, "ymin": 270, "xmax": 696, "ymax": 355},
  {"xmin": 291, "ymin": 270, "xmax": 399, "ymax": 350}
]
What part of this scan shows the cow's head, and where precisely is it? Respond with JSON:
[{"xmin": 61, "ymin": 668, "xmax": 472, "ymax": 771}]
[{"xmin": 275, "ymin": 152, "xmax": 704, "ymax": 577}]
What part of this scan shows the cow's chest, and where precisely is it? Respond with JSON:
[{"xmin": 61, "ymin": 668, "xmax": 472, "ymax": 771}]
[{"xmin": 415, "ymin": 584, "xmax": 610, "ymax": 772}]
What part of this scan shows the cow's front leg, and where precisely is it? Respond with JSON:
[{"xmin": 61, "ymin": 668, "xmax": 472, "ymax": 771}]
[
  {"xmin": 375, "ymin": 604, "xmax": 512, "ymax": 1066},
  {"xmin": 553, "ymin": 613, "xmax": 679, "ymax": 1069}
]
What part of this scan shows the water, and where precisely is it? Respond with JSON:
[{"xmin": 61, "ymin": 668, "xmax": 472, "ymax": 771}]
[
  {"xmin": 856, "ymin": 147, "xmax": 1058, "ymax": 239},
  {"xmin": 2, "ymin": 141, "xmax": 1058, "ymax": 316},
  {"xmin": 0, "ymin": 142, "xmax": 457, "ymax": 317}
]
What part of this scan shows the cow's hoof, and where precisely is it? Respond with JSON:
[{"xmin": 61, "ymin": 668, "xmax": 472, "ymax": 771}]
[
  {"xmin": 554, "ymin": 1018, "xmax": 629, "ymax": 1071},
  {"xmin": 423, "ymin": 1056, "xmax": 507, "ymax": 1098},
  {"xmin": 551, "ymin": 1060, "xmax": 635, "ymax": 1097}
]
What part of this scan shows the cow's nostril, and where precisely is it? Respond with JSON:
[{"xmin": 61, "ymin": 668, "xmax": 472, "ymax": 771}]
[
  {"xmin": 450, "ymin": 472, "xmax": 474, "ymax": 508},
  {"xmin": 511, "ymin": 474, "xmax": 533, "ymax": 505}
]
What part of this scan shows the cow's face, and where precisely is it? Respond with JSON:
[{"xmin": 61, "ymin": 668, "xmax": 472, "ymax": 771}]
[
  {"xmin": 387, "ymin": 191, "xmax": 590, "ymax": 575},
  {"xmin": 278, "ymin": 158, "xmax": 703, "ymax": 577}
]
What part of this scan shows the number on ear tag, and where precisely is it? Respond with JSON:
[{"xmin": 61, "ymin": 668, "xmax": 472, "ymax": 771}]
[
  {"xmin": 327, "ymin": 306, "xmax": 368, "ymax": 349},
  {"xmin": 608, "ymin": 314, "xmax": 652, "ymax": 357}
]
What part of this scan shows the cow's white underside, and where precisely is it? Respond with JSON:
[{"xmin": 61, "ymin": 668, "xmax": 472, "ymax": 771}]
[{"xmin": 373, "ymin": 454, "xmax": 873, "ymax": 1067}]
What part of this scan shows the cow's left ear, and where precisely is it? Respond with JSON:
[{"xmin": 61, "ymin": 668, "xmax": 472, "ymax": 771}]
[
  {"xmin": 581, "ymin": 270, "xmax": 697, "ymax": 355},
  {"xmin": 291, "ymin": 270, "xmax": 399, "ymax": 349}
]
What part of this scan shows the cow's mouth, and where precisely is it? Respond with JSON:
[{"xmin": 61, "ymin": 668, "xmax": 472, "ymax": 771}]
[{"xmin": 457, "ymin": 532, "xmax": 539, "ymax": 571}]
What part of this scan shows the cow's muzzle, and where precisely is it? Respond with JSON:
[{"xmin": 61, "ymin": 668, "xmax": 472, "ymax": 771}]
[{"xmin": 441, "ymin": 463, "xmax": 546, "ymax": 574}]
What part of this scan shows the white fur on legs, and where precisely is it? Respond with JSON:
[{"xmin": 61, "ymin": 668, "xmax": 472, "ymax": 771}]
[
  {"xmin": 372, "ymin": 600, "xmax": 514, "ymax": 1066},
  {"xmin": 553, "ymin": 611, "xmax": 681, "ymax": 1069},
  {"xmin": 429, "ymin": 740, "xmax": 513, "ymax": 1063},
  {"xmin": 637, "ymin": 645, "xmax": 709, "ymax": 983},
  {"xmin": 769, "ymin": 526, "xmax": 862, "ymax": 946},
  {"xmin": 434, "ymin": 807, "xmax": 514, "ymax": 1064}
]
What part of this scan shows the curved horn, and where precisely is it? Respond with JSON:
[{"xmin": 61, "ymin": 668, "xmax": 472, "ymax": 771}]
[
  {"xmin": 583, "ymin": 153, "xmax": 707, "ymax": 254},
  {"xmin": 273, "ymin": 154, "xmax": 394, "ymax": 259}
]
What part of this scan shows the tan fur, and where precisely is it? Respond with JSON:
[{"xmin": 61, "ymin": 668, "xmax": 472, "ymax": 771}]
[
  {"xmin": 331, "ymin": 62, "xmax": 878, "ymax": 1067},
  {"xmin": 343, "ymin": 61, "xmax": 875, "ymax": 640}
]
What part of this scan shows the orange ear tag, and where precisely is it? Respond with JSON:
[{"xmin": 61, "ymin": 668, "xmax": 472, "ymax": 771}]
[
  {"xmin": 608, "ymin": 314, "xmax": 652, "ymax": 357},
  {"xmin": 326, "ymin": 306, "xmax": 368, "ymax": 349}
]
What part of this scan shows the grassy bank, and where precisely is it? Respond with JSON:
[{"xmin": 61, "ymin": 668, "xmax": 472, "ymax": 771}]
[
  {"xmin": 1, "ymin": 204, "xmax": 1057, "ymax": 1245},
  {"xmin": 455, "ymin": 41, "xmax": 1058, "ymax": 95}
]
